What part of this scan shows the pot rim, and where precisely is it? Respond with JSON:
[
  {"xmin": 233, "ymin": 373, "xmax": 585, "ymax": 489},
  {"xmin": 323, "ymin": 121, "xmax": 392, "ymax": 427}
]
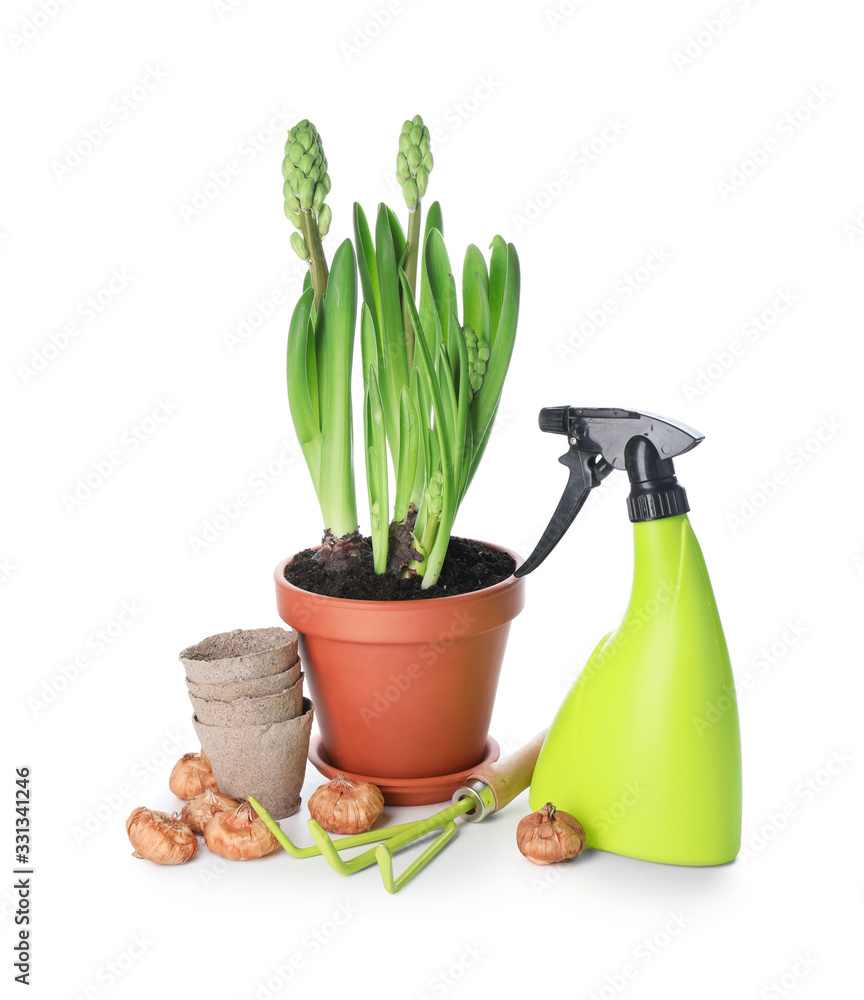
[{"xmin": 274, "ymin": 539, "xmax": 523, "ymax": 609}]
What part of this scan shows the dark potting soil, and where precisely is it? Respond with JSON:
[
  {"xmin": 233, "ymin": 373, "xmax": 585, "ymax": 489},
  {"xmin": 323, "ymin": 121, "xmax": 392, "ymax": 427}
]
[{"xmin": 285, "ymin": 536, "xmax": 516, "ymax": 600}]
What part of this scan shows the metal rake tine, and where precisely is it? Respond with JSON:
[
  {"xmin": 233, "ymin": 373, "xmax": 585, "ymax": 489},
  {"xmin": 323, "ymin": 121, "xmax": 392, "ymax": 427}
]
[{"xmin": 376, "ymin": 820, "xmax": 459, "ymax": 894}]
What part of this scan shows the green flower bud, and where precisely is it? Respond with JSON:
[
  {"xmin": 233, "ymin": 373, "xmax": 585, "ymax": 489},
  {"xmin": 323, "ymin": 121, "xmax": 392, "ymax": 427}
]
[
  {"xmin": 290, "ymin": 232, "xmax": 309, "ymax": 260},
  {"xmin": 317, "ymin": 203, "xmax": 332, "ymax": 237},
  {"xmin": 299, "ymin": 152, "xmax": 314, "ymax": 175},
  {"xmin": 407, "ymin": 146, "xmax": 421, "ymax": 171},
  {"xmin": 312, "ymin": 182, "xmax": 326, "ymax": 212},
  {"xmin": 283, "ymin": 180, "xmax": 299, "ymax": 210},
  {"xmin": 410, "ymin": 124, "xmax": 422, "ymax": 145},
  {"xmin": 398, "ymin": 132, "xmax": 412, "ymax": 155},
  {"xmin": 284, "ymin": 203, "xmax": 301, "ymax": 227},
  {"xmin": 289, "ymin": 166, "xmax": 302, "ymax": 192},
  {"xmin": 289, "ymin": 141, "xmax": 305, "ymax": 166},
  {"xmin": 299, "ymin": 177, "xmax": 315, "ymax": 210},
  {"xmin": 463, "ymin": 327, "xmax": 487, "ymax": 396},
  {"xmin": 412, "ymin": 114, "xmax": 423, "ymax": 127},
  {"xmin": 298, "ymin": 128, "xmax": 313, "ymax": 152},
  {"xmin": 422, "ymin": 151, "xmax": 434, "ymax": 172},
  {"xmin": 402, "ymin": 119, "xmax": 413, "ymax": 134},
  {"xmin": 402, "ymin": 178, "xmax": 418, "ymax": 208},
  {"xmin": 396, "ymin": 153, "xmax": 410, "ymax": 179},
  {"xmin": 416, "ymin": 165, "xmax": 429, "ymax": 196},
  {"xmin": 322, "ymin": 172, "xmax": 331, "ymax": 194}
]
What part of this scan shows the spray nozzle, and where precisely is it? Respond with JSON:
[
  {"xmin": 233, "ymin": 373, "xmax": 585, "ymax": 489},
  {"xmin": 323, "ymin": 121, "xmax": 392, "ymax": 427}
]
[{"xmin": 515, "ymin": 408, "xmax": 704, "ymax": 577}]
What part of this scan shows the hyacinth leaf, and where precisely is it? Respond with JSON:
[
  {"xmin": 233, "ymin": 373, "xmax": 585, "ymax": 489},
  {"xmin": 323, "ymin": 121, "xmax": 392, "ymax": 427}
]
[
  {"xmin": 459, "ymin": 410, "xmax": 474, "ymax": 504},
  {"xmin": 418, "ymin": 201, "xmax": 443, "ymax": 357},
  {"xmin": 302, "ymin": 270, "xmax": 312, "ymax": 294},
  {"xmin": 353, "ymin": 203, "xmax": 382, "ymax": 342},
  {"xmin": 471, "ymin": 241, "xmax": 520, "ymax": 448},
  {"xmin": 435, "ymin": 341, "xmax": 457, "ymax": 446},
  {"xmin": 318, "ymin": 239, "xmax": 358, "ymax": 537},
  {"xmin": 445, "ymin": 273, "xmax": 461, "ymax": 373},
  {"xmin": 364, "ymin": 367, "xmax": 389, "ymax": 574},
  {"xmin": 451, "ymin": 324, "xmax": 470, "ymax": 500},
  {"xmin": 408, "ymin": 365, "xmax": 428, "ymax": 508},
  {"xmin": 474, "ymin": 272, "xmax": 492, "ymax": 349},
  {"xmin": 375, "ymin": 203, "xmax": 410, "ymax": 458},
  {"xmin": 393, "ymin": 386, "xmax": 419, "ymax": 524},
  {"xmin": 286, "ymin": 288, "xmax": 321, "ymax": 494},
  {"xmin": 384, "ymin": 205, "xmax": 407, "ymax": 273},
  {"xmin": 462, "ymin": 244, "xmax": 489, "ymax": 340},
  {"xmin": 488, "ymin": 235, "xmax": 507, "ymax": 350},
  {"xmin": 310, "ymin": 298, "xmax": 324, "ymax": 419},
  {"xmin": 400, "ymin": 270, "xmax": 451, "ymax": 475},
  {"xmin": 423, "ymin": 229, "xmax": 455, "ymax": 341},
  {"xmin": 360, "ymin": 303, "xmax": 378, "ymax": 389}
]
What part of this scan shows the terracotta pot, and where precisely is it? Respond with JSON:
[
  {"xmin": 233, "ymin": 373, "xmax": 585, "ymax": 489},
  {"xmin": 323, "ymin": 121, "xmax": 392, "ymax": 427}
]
[{"xmin": 274, "ymin": 542, "xmax": 524, "ymax": 779}]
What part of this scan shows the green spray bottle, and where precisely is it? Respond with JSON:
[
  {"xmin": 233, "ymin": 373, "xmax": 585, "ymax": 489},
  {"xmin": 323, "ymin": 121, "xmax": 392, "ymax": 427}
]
[{"xmin": 516, "ymin": 408, "xmax": 741, "ymax": 865}]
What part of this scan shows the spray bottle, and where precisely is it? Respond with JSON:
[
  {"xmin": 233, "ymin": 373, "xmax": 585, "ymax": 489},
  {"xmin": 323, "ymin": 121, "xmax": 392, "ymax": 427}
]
[{"xmin": 516, "ymin": 407, "xmax": 741, "ymax": 865}]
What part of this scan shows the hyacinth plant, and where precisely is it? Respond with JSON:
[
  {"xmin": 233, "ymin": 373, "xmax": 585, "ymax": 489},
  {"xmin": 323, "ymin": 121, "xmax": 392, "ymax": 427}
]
[{"xmin": 284, "ymin": 115, "xmax": 520, "ymax": 589}]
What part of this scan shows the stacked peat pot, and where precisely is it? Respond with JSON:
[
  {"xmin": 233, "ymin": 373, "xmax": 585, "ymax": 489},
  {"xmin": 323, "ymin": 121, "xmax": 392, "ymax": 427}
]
[{"xmin": 181, "ymin": 627, "xmax": 313, "ymax": 819}]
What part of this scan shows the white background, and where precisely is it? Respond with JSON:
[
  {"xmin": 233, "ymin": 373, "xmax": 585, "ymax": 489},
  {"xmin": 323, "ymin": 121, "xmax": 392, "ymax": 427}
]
[{"xmin": 3, "ymin": 0, "xmax": 861, "ymax": 997}]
